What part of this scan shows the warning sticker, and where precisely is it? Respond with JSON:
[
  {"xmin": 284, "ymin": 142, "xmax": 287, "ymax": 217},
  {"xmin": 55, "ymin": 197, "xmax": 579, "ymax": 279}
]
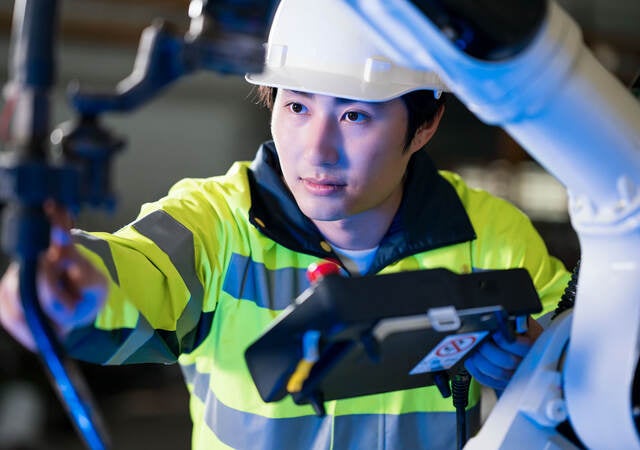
[{"xmin": 409, "ymin": 331, "xmax": 489, "ymax": 374}]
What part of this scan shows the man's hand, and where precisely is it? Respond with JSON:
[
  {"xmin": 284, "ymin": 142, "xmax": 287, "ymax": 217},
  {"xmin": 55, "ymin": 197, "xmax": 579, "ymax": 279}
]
[
  {"xmin": 0, "ymin": 202, "xmax": 108, "ymax": 351},
  {"xmin": 464, "ymin": 317, "xmax": 543, "ymax": 390}
]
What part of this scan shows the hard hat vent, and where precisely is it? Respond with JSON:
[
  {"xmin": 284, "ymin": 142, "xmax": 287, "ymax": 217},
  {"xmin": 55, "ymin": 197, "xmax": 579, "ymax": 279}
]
[
  {"xmin": 363, "ymin": 57, "xmax": 393, "ymax": 83},
  {"xmin": 266, "ymin": 44, "xmax": 287, "ymax": 68}
]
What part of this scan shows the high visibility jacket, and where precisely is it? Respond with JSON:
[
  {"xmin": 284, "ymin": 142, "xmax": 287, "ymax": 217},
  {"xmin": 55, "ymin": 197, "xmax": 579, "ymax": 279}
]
[{"xmin": 67, "ymin": 141, "xmax": 570, "ymax": 449}]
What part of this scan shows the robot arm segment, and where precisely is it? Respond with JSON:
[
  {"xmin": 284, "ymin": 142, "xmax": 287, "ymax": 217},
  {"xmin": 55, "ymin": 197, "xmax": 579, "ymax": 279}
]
[
  {"xmin": 345, "ymin": 1, "xmax": 640, "ymax": 448},
  {"xmin": 347, "ymin": 0, "xmax": 640, "ymax": 215},
  {"xmin": 409, "ymin": 0, "xmax": 546, "ymax": 61},
  {"xmin": 71, "ymin": 0, "xmax": 278, "ymax": 116}
]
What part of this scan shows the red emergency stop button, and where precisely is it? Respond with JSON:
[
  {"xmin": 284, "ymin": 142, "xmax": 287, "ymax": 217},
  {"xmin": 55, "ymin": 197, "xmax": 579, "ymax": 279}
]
[{"xmin": 306, "ymin": 260, "xmax": 341, "ymax": 284}]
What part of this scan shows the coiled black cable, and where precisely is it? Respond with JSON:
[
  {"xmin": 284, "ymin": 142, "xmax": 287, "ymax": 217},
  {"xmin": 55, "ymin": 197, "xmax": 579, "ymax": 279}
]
[
  {"xmin": 552, "ymin": 259, "xmax": 580, "ymax": 320},
  {"xmin": 550, "ymin": 259, "xmax": 588, "ymax": 448}
]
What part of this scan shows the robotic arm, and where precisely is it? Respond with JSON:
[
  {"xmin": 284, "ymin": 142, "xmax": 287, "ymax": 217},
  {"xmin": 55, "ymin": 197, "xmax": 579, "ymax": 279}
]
[
  {"xmin": 1, "ymin": 1, "xmax": 277, "ymax": 448},
  {"xmin": 344, "ymin": 1, "xmax": 640, "ymax": 448}
]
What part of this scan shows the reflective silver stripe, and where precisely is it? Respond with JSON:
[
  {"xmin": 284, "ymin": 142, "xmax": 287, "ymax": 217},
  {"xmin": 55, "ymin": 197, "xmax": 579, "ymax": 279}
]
[
  {"xmin": 72, "ymin": 230, "xmax": 120, "ymax": 284},
  {"xmin": 333, "ymin": 411, "xmax": 481, "ymax": 449},
  {"xmin": 104, "ymin": 314, "xmax": 155, "ymax": 364},
  {"xmin": 181, "ymin": 363, "xmax": 479, "ymax": 450},
  {"xmin": 222, "ymin": 253, "xmax": 309, "ymax": 310},
  {"xmin": 181, "ymin": 361, "xmax": 197, "ymax": 382},
  {"xmin": 132, "ymin": 210, "xmax": 204, "ymax": 342},
  {"xmin": 72, "ymin": 228, "xmax": 176, "ymax": 363}
]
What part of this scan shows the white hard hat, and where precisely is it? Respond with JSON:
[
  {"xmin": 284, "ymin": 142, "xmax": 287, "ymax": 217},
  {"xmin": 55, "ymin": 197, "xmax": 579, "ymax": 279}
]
[{"xmin": 245, "ymin": 0, "xmax": 448, "ymax": 101}]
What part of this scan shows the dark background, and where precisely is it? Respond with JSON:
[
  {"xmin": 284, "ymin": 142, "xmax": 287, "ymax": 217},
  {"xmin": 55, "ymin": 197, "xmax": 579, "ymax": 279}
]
[{"xmin": 0, "ymin": 1, "xmax": 638, "ymax": 448}]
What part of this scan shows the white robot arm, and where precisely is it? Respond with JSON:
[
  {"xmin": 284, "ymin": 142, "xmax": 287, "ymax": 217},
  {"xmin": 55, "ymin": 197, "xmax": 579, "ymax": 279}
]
[{"xmin": 344, "ymin": 1, "xmax": 640, "ymax": 448}]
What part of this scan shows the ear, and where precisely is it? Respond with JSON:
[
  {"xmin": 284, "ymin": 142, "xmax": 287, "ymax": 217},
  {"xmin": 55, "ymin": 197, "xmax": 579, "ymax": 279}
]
[{"xmin": 406, "ymin": 104, "xmax": 445, "ymax": 155}]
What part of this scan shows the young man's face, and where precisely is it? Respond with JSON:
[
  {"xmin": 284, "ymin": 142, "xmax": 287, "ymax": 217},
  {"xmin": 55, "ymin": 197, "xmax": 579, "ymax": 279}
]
[{"xmin": 271, "ymin": 90, "xmax": 428, "ymax": 224}]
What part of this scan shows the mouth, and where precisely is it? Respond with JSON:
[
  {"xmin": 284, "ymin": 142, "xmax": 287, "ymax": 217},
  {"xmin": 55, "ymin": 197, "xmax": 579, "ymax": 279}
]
[{"xmin": 300, "ymin": 177, "xmax": 347, "ymax": 194}]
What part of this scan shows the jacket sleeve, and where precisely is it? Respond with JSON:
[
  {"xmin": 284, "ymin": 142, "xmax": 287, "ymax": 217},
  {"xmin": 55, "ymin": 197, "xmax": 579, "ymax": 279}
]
[{"xmin": 62, "ymin": 179, "xmax": 229, "ymax": 365}]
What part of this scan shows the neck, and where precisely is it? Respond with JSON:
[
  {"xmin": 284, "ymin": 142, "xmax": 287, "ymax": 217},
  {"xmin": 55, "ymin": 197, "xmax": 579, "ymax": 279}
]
[{"xmin": 312, "ymin": 193, "xmax": 401, "ymax": 250}]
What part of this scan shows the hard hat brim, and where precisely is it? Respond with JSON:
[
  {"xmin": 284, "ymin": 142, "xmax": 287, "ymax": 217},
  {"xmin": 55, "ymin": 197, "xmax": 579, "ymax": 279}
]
[{"xmin": 246, "ymin": 67, "xmax": 448, "ymax": 102}]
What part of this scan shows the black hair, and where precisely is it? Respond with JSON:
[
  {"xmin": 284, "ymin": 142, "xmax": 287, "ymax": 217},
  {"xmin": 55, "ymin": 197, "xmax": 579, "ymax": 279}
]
[{"xmin": 255, "ymin": 85, "xmax": 445, "ymax": 149}]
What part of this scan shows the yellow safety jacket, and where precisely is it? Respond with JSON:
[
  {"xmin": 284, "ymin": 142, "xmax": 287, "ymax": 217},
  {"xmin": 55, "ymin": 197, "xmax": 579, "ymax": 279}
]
[{"xmin": 66, "ymin": 141, "xmax": 570, "ymax": 449}]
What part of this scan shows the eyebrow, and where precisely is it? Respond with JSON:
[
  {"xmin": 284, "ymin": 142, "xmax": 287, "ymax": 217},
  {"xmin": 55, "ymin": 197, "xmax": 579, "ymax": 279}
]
[{"xmin": 286, "ymin": 90, "xmax": 366, "ymax": 106}]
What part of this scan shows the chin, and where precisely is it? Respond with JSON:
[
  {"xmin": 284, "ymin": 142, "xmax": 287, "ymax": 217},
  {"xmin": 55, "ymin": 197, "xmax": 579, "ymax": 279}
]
[{"xmin": 298, "ymin": 203, "xmax": 346, "ymax": 222}]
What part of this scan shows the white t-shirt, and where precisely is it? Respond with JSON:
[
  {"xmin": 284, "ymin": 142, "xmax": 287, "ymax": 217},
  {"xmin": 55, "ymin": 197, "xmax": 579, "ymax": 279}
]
[{"xmin": 331, "ymin": 244, "xmax": 379, "ymax": 275}]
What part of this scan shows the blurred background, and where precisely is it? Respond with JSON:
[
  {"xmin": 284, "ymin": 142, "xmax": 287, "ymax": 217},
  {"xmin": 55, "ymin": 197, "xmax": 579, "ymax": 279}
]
[{"xmin": 0, "ymin": 0, "xmax": 638, "ymax": 448}]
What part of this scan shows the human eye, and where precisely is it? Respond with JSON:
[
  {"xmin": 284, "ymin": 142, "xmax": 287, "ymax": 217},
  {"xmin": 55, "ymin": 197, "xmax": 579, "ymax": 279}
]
[
  {"xmin": 285, "ymin": 102, "xmax": 308, "ymax": 114},
  {"xmin": 341, "ymin": 110, "xmax": 369, "ymax": 123}
]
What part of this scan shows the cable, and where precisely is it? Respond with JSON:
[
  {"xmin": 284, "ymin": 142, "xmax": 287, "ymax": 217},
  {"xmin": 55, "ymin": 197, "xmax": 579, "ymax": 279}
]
[
  {"xmin": 451, "ymin": 368, "xmax": 472, "ymax": 450},
  {"xmin": 551, "ymin": 259, "xmax": 580, "ymax": 320},
  {"xmin": 19, "ymin": 258, "xmax": 109, "ymax": 449}
]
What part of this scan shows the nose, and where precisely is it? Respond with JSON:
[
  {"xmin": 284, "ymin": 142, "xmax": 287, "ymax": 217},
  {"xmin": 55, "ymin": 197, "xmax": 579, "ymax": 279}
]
[{"xmin": 303, "ymin": 114, "xmax": 340, "ymax": 166}]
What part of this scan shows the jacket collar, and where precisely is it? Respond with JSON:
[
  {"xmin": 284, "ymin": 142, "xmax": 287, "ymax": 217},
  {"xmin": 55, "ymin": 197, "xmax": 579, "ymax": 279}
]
[{"xmin": 247, "ymin": 141, "xmax": 476, "ymax": 273}]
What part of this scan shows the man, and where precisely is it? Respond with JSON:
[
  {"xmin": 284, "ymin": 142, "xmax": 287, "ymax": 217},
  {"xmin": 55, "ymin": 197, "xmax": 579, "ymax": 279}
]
[{"xmin": 0, "ymin": 0, "xmax": 569, "ymax": 448}]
